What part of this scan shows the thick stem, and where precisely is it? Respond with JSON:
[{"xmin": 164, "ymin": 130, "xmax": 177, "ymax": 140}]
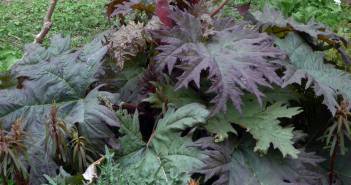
[
  {"xmin": 329, "ymin": 135, "xmax": 338, "ymax": 185},
  {"xmin": 1, "ymin": 172, "xmax": 8, "ymax": 185},
  {"xmin": 210, "ymin": 0, "xmax": 229, "ymax": 18},
  {"xmin": 34, "ymin": 0, "xmax": 58, "ymax": 44}
]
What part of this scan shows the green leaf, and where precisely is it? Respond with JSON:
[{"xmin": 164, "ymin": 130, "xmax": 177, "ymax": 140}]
[
  {"xmin": 204, "ymin": 116, "xmax": 237, "ymax": 143},
  {"xmin": 205, "ymin": 86, "xmax": 302, "ymax": 146},
  {"xmin": 143, "ymin": 81, "xmax": 204, "ymax": 108},
  {"xmin": 188, "ymin": 135, "xmax": 325, "ymax": 185},
  {"xmin": 10, "ymin": 34, "xmax": 72, "ymax": 73},
  {"xmin": 229, "ymin": 100, "xmax": 302, "ymax": 158},
  {"xmin": 272, "ymin": 32, "xmax": 351, "ymax": 116},
  {"xmin": 115, "ymin": 103, "xmax": 209, "ymax": 184}
]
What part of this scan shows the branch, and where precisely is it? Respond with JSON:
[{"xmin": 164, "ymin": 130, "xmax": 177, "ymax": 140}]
[
  {"xmin": 34, "ymin": 0, "xmax": 58, "ymax": 44},
  {"xmin": 210, "ymin": 0, "xmax": 229, "ymax": 18}
]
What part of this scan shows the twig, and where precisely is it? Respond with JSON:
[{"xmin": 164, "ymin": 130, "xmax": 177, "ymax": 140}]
[
  {"xmin": 34, "ymin": 0, "xmax": 58, "ymax": 44},
  {"xmin": 8, "ymin": 33, "xmax": 21, "ymax": 40},
  {"xmin": 210, "ymin": 0, "xmax": 229, "ymax": 18}
]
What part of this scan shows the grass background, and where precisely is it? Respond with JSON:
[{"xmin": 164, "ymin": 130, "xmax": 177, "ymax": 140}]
[{"xmin": 0, "ymin": 0, "xmax": 109, "ymax": 72}]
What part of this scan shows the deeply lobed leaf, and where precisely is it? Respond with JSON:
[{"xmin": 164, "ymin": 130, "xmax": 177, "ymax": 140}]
[
  {"xmin": 150, "ymin": 8, "xmax": 289, "ymax": 117},
  {"xmin": 114, "ymin": 103, "xmax": 209, "ymax": 184}
]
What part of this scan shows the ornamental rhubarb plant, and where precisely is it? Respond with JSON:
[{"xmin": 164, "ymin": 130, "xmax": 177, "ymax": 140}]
[{"xmin": 2, "ymin": 0, "xmax": 351, "ymax": 184}]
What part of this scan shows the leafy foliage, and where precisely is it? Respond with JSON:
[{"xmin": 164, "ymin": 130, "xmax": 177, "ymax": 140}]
[
  {"xmin": 0, "ymin": 33, "xmax": 121, "ymax": 184},
  {"xmin": 150, "ymin": 8, "xmax": 288, "ymax": 117},
  {"xmin": 273, "ymin": 31, "xmax": 351, "ymax": 115},
  {"xmin": 216, "ymin": 100, "xmax": 302, "ymax": 158},
  {"xmin": 143, "ymin": 80, "xmax": 205, "ymax": 108},
  {"xmin": 188, "ymin": 135, "xmax": 326, "ymax": 185},
  {"xmin": 68, "ymin": 126, "xmax": 96, "ymax": 174},
  {"xmin": 246, "ymin": 3, "xmax": 349, "ymax": 48},
  {"xmin": 45, "ymin": 101, "xmax": 72, "ymax": 165},
  {"xmin": 113, "ymin": 103, "xmax": 209, "ymax": 184},
  {"xmin": 3, "ymin": 0, "xmax": 351, "ymax": 184},
  {"xmin": 0, "ymin": 118, "xmax": 38, "ymax": 185}
]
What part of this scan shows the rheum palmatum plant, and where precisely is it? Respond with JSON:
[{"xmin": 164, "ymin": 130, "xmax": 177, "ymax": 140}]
[
  {"xmin": 2, "ymin": 0, "xmax": 351, "ymax": 184},
  {"xmin": 0, "ymin": 119, "xmax": 37, "ymax": 185}
]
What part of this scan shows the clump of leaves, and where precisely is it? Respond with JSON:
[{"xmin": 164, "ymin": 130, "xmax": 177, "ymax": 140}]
[
  {"xmin": 82, "ymin": 145, "xmax": 179, "ymax": 185},
  {"xmin": 322, "ymin": 101, "xmax": 351, "ymax": 156},
  {"xmin": 45, "ymin": 101, "xmax": 72, "ymax": 166},
  {"xmin": 0, "ymin": 119, "xmax": 38, "ymax": 185},
  {"xmin": 320, "ymin": 101, "xmax": 351, "ymax": 184},
  {"xmin": 68, "ymin": 126, "xmax": 96, "ymax": 174}
]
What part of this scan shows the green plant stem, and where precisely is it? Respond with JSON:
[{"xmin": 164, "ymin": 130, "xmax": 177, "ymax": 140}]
[
  {"xmin": 1, "ymin": 172, "xmax": 8, "ymax": 185},
  {"xmin": 329, "ymin": 135, "xmax": 338, "ymax": 185}
]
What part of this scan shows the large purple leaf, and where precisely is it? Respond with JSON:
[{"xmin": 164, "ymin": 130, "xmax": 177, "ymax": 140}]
[
  {"xmin": 151, "ymin": 8, "xmax": 288, "ymax": 117},
  {"xmin": 188, "ymin": 136, "xmax": 325, "ymax": 185}
]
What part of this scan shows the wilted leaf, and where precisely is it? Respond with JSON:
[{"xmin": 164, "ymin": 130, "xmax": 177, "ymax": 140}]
[{"xmin": 106, "ymin": 16, "xmax": 161, "ymax": 71}]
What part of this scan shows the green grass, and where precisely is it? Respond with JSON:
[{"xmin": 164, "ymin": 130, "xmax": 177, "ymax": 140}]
[
  {"xmin": 0, "ymin": 0, "xmax": 110, "ymax": 72},
  {"xmin": 0, "ymin": 176, "xmax": 16, "ymax": 185}
]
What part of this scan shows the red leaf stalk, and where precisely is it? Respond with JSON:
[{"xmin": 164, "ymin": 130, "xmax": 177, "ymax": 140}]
[
  {"xmin": 156, "ymin": 0, "xmax": 172, "ymax": 28},
  {"xmin": 329, "ymin": 135, "xmax": 338, "ymax": 185}
]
